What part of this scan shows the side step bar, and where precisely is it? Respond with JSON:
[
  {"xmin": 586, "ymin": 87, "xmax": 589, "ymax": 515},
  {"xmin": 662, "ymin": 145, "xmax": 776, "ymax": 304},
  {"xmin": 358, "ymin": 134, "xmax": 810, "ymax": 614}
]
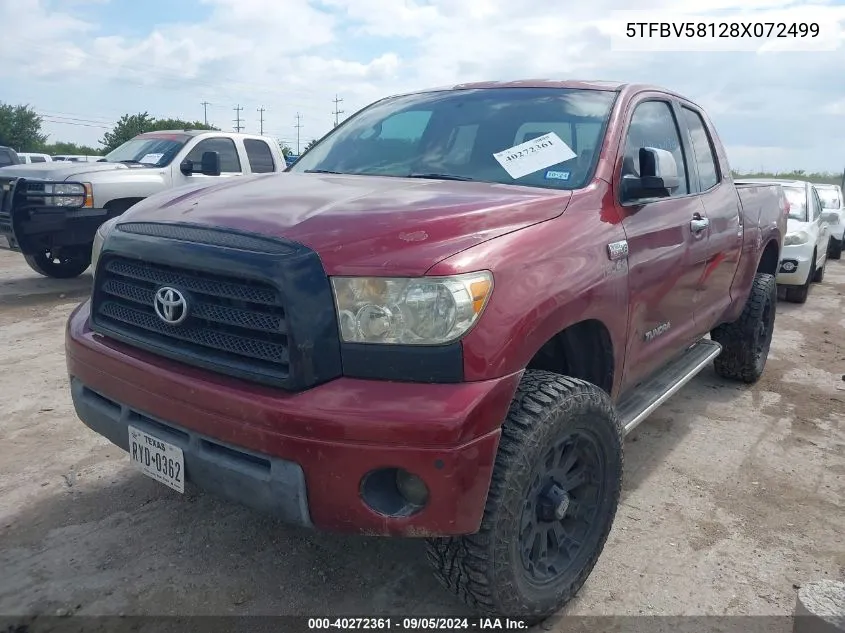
[{"xmin": 617, "ymin": 339, "xmax": 722, "ymax": 437}]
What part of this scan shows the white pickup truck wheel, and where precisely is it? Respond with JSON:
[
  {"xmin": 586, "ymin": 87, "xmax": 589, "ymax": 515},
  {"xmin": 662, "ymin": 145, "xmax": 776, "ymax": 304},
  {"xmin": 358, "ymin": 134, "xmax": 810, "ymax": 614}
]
[
  {"xmin": 427, "ymin": 371, "xmax": 623, "ymax": 623},
  {"xmin": 24, "ymin": 249, "xmax": 92, "ymax": 279}
]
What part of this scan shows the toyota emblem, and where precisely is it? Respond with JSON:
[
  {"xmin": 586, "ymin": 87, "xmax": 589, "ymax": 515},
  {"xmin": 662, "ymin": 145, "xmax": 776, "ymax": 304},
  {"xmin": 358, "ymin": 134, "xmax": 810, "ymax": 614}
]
[{"xmin": 153, "ymin": 286, "xmax": 189, "ymax": 325}]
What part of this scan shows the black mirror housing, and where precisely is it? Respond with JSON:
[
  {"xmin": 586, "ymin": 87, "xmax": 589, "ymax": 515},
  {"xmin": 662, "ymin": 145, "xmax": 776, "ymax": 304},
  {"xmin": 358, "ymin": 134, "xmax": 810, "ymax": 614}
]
[
  {"xmin": 200, "ymin": 151, "xmax": 221, "ymax": 176},
  {"xmin": 179, "ymin": 158, "xmax": 194, "ymax": 176}
]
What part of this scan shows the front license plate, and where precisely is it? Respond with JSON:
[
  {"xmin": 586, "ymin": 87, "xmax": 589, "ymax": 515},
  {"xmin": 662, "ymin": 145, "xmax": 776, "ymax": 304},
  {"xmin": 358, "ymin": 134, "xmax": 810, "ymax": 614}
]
[{"xmin": 128, "ymin": 426, "xmax": 185, "ymax": 493}]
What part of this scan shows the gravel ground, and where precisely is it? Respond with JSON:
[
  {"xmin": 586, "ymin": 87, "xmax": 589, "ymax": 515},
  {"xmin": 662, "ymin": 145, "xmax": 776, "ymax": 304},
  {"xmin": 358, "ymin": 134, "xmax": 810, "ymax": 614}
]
[{"xmin": 0, "ymin": 248, "xmax": 842, "ymax": 629}]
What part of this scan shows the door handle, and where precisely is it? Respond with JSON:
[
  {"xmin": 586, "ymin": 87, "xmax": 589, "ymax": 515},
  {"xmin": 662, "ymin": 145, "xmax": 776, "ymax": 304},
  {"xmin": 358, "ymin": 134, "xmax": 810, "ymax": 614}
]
[{"xmin": 690, "ymin": 217, "xmax": 710, "ymax": 233}]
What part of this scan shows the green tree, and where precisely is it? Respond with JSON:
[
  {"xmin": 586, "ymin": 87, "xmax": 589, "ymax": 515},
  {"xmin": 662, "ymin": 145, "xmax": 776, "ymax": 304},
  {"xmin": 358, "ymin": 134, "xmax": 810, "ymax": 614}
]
[
  {"xmin": 99, "ymin": 112, "xmax": 218, "ymax": 153},
  {"xmin": 278, "ymin": 141, "xmax": 292, "ymax": 158},
  {"xmin": 304, "ymin": 139, "xmax": 318, "ymax": 152},
  {"xmin": 42, "ymin": 141, "xmax": 100, "ymax": 156},
  {"xmin": 0, "ymin": 102, "xmax": 47, "ymax": 151}
]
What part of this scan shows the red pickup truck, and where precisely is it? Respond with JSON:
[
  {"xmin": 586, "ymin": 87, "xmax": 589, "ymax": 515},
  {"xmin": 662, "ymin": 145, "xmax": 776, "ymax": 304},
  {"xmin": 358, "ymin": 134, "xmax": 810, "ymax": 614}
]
[{"xmin": 65, "ymin": 80, "xmax": 786, "ymax": 621}]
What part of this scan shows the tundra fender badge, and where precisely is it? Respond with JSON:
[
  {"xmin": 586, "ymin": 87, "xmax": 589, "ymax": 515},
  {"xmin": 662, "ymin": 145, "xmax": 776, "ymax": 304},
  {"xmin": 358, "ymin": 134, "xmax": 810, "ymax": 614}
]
[
  {"xmin": 607, "ymin": 240, "xmax": 629, "ymax": 261},
  {"xmin": 644, "ymin": 322, "xmax": 671, "ymax": 342}
]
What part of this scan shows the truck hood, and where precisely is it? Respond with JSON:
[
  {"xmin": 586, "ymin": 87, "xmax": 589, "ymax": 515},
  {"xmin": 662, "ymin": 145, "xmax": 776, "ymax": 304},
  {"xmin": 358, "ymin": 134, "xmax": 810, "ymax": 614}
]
[
  {"xmin": 120, "ymin": 172, "xmax": 572, "ymax": 275},
  {"xmin": 0, "ymin": 161, "xmax": 129, "ymax": 180}
]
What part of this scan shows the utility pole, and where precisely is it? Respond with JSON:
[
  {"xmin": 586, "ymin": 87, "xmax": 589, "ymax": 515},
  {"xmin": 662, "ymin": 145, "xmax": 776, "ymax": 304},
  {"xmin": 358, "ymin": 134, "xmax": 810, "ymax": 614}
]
[
  {"xmin": 201, "ymin": 101, "xmax": 210, "ymax": 126},
  {"xmin": 233, "ymin": 104, "xmax": 243, "ymax": 133},
  {"xmin": 294, "ymin": 113, "xmax": 302, "ymax": 154},
  {"xmin": 332, "ymin": 94, "xmax": 344, "ymax": 127},
  {"xmin": 257, "ymin": 106, "xmax": 265, "ymax": 135}
]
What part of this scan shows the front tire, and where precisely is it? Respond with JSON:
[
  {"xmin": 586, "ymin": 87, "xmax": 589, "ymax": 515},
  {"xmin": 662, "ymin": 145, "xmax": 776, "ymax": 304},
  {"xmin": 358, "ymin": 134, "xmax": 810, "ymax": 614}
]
[
  {"xmin": 24, "ymin": 248, "xmax": 92, "ymax": 279},
  {"xmin": 427, "ymin": 371, "xmax": 623, "ymax": 623},
  {"xmin": 785, "ymin": 259, "xmax": 814, "ymax": 304},
  {"xmin": 829, "ymin": 238, "xmax": 842, "ymax": 260},
  {"xmin": 711, "ymin": 272, "xmax": 777, "ymax": 384}
]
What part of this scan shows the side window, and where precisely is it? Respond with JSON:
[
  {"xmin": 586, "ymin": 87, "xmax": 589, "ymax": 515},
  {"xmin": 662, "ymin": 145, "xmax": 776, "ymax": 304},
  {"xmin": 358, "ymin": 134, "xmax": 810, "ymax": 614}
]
[
  {"xmin": 811, "ymin": 188, "xmax": 822, "ymax": 221},
  {"xmin": 186, "ymin": 138, "xmax": 241, "ymax": 173},
  {"xmin": 0, "ymin": 151, "xmax": 12, "ymax": 167},
  {"xmin": 681, "ymin": 107, "xmax": 720, "ymax": 191},
  {"xmin": 243, "ymin": 139, "xmax": 275, "ymax": 173},
  {"xmin": 31, "ymin": 156, "xmax": 46, "ymax": 163},
  {"xmin": 622, "ymin": 100, "xmax": 689, "ymax": 197}
]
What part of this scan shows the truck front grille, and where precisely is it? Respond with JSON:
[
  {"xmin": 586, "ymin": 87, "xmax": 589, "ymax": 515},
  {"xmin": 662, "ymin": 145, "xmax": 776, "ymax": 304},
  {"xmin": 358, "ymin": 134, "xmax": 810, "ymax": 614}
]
[{"xmin": 92, "ymin": 255, "xmax": 291, "ymax": 384}]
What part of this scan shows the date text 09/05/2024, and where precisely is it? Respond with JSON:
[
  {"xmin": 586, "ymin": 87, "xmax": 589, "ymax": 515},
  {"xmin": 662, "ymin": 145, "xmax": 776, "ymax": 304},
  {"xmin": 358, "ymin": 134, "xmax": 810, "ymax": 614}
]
[
  {"xmin": 307, "ymin": 618, "xmax": 529, "ymax": 630},
  {"xmin": 625, "ymin": 21, "xmax": 820, "ymax": 38}
]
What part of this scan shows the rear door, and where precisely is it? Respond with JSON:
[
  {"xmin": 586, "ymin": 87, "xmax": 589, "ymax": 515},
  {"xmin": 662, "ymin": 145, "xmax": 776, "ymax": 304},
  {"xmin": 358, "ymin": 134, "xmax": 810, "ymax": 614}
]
[
  {"xmin": 615, "ymin": 96, "xmax": 709, "ymax": 390},
  {"xmin": 810, "ymin": 185, "xmax": 831, "ymax": 263},
  {"xmin": 678, "ymin": 104, "xmax": 743, "ymax": 329}
]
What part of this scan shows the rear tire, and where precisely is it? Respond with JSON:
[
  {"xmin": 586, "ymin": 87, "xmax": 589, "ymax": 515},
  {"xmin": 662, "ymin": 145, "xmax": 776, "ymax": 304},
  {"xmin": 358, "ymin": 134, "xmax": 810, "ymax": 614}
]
[
  {"xmin": 24, "ymin": 248, "xmax": 92, "ymax": 279},
  {"xmin": 427, "ymin": 371, "xmax": 623, "ymax": 623},
  {"xmin": 711, "ymin": 272, "xmax": 777, "ymax": 384},
  {"xmin": 829, "ymin": 238, "xmax": 842, "ymax": 260}
]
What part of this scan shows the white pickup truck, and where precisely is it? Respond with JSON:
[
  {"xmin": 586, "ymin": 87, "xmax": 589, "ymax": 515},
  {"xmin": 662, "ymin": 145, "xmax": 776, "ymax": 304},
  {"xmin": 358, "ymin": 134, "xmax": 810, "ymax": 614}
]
[{"xmin": 0, "ymin": 130, "xmax": 286, "ymax": 278}]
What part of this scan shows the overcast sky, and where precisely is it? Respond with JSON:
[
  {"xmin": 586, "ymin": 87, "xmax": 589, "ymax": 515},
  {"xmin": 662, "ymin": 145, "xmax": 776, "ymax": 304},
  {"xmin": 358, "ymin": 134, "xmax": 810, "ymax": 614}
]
[{"xmin": 2, "ymin": 0, "xmax": 844, "ymax": 173}]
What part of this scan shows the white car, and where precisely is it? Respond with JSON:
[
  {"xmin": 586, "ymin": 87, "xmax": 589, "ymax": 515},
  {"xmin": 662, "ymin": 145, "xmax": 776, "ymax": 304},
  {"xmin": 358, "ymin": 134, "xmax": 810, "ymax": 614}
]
[
  {"xmin": 735, "ymin": 179, "xmax": 830, "ymax": 303},
  {"xmin": 814, "ymin": 183, "xmax": 844, "ymax": 260},
  {"xmin": 17, "ymin": 153, "xmax": 53, "ymax": 164}
]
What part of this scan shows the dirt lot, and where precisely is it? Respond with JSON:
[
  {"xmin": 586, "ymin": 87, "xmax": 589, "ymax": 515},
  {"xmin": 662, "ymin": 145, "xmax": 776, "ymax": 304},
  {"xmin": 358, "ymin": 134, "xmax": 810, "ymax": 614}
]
[{"xmin": 0, "ymin": 248, "xmax": 843, "ymax": 627}]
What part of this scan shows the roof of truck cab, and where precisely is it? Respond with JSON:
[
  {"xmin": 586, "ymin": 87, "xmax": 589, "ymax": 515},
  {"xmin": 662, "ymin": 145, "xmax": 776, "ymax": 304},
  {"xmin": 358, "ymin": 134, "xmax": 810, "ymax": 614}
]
[{"xmin": 386, "ymin": 79, "xmax": 693, "ymax": 103}]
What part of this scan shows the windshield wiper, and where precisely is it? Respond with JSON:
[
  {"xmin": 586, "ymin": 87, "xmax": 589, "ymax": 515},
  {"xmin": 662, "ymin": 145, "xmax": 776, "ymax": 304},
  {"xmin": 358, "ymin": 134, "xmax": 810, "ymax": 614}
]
[
  {"xmin": 304, "ymin": 169, "xmax": 343, "ymax": 174},
  {"xmin": 406, "ymin": 173, "xmax": 475, "ymax": 182},
  {"xmin": 117, "ymin": 160, "xmax": 144, "ymax": 165}
]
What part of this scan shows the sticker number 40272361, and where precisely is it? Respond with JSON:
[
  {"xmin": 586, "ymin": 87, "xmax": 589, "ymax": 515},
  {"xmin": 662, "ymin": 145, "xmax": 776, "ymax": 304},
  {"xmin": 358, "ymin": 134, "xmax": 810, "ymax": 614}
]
[{"xmin": 492, "ymin": 132, "xmax": 577, "ymax": 180}]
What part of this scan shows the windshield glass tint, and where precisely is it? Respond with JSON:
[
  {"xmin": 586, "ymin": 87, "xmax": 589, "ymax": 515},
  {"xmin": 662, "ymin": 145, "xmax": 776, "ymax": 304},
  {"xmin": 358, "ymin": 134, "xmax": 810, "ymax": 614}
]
[
  {"xmin": 105, "ymin": 134, "xmax": 191, "ymax": 166},
  {"xmin": 783, "ymin": 187, "xmax": 808, "ymax": 221},
  {"xmin": 289, "ymin": 88, "xmax": 617, "ymax": 190},
  {"xmin": 816, "ymin": 187, "xmax": 842, "ymax": 209}
]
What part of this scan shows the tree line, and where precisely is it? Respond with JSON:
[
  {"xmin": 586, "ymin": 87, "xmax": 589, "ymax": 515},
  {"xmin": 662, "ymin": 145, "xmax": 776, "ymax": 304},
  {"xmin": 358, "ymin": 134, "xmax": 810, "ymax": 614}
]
[{"xmin": 0, "ymin": 102, "xmax": 316, "ymax": 158}]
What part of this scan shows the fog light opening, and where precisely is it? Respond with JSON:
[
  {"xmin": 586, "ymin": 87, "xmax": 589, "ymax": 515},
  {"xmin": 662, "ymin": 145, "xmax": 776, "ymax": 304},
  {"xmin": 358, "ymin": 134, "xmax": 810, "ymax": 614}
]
[{"xmin": 360, "ymin": 467, "xmax": 429, "ymax": 518}]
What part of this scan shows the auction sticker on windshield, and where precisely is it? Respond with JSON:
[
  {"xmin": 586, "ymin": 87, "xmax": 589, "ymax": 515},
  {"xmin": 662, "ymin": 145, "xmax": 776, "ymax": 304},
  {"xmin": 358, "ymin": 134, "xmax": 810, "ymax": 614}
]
[
  {"xmin": 128, "ymin": 425, "xmax": 184, "ymax": 493},
  {"xmin": 493, "ymin": 132, "xmax": 577, "ymax": 179},
  {"xmin": 139, "ymin": 153, "xmax": 164, "ymax": 164}
]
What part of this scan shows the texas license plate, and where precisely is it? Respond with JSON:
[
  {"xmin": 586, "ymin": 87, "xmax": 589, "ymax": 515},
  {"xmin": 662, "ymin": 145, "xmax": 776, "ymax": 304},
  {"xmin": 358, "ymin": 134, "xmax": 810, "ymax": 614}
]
[{"xmin": 128, "ymin": 426, "xmax": 185, "ymax": 493}]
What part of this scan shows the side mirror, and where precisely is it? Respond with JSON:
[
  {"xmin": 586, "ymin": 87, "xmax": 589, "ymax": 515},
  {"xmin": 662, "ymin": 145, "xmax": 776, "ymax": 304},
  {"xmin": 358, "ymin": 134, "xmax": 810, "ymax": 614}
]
[
  {"xmin": 179, "ymin": 158, "xmax": 194, "ymax": 176},
  {"xmin": 200, "ymin": 151, "xmax": 221, "ymax": 176},
  {"xmin": 621, "ymin": 147, "xmax": 681, "ymax": 202}
]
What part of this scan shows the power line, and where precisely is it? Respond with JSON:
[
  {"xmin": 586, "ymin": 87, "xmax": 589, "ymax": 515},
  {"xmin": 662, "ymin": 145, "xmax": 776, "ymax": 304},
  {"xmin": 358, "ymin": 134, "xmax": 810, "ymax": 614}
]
[
  {"xmin": 333, "ymin": 94, "xmax": 344, "ymax": 127},
  {"xmin": 201, "ymin": 101, "xmax": 210, "ymax": 126},
  {"xmin": 257, "ymin": 106, "xmax": 265, "ymax": 135},
  {"xmin": 233, "ymin": 104, "xmax": 243, "ymax": 133},
  {"xmin": 294, "ymin": 113, "xmax": 303, "ymax": 154}
]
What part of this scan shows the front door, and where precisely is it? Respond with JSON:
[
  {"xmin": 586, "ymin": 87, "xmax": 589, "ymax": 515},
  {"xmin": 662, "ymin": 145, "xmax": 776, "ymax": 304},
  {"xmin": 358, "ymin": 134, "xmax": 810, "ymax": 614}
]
[
  {"xmin": 616, "ymin": 97, "xmax": 709, "ymax": 391},
  {"xmin": 171, "ymin": 137, "xmax": 244, "ymax": 187}
]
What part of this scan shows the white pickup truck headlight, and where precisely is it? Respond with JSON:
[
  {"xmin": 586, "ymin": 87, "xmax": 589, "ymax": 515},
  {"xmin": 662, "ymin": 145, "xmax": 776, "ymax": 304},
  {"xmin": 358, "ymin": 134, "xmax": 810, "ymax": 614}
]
[
  {"xmin": 91, "ymin": 216, "xmax": 119, "ymax": 274},
  {"xmin": 784, "ymin": 231, "xmax": 810, "ymax": 246},
  {"xmin": 330, "ymin": 271, "xmax": 493, "ymax": 345},
  {"xmin": 44, "ymin": 182, "xmax": 93, "ymax": 207}
]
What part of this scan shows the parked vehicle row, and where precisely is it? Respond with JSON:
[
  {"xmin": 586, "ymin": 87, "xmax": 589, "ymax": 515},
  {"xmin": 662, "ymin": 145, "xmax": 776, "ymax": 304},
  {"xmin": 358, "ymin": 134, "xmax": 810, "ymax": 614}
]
[
  {"xmin": 0, "ymin": 131, "xmax": 286, "ymax": 277},
  {"xmin": 735, "ymin": 178, "xmax": 842, "ymax": 303},
  {"xmin": 63, "ymin": 80, "xmax": 787, "ymax": 622}
]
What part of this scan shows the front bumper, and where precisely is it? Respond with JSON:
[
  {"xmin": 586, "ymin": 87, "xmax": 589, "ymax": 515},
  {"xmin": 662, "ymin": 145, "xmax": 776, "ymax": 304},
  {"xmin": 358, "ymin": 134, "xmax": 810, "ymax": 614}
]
[
  {"xmin": 66, "ymin": 301, "xmax": 520, "ymax": 536},
  {"xmin": 777, "ymin": 243, "xmax": 814, "ymax": 286}
]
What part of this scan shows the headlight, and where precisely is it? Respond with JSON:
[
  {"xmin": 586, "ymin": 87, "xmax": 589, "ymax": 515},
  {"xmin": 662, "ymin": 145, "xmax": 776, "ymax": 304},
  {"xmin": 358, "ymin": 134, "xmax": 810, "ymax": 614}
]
[
  {"xmin": 91, "ymin": 216, "xmax": 119, "ymax": 274},
  {"xmin": 784, "ymin": 231, "xmax": 809, "ymax": 246},
  {"xmin": 331, "ymin": 271, "xmax": 493, "ymax": 345},
  {"xmin": 44, "ymin": 182, "xmax": 93, "ymax": 207}
]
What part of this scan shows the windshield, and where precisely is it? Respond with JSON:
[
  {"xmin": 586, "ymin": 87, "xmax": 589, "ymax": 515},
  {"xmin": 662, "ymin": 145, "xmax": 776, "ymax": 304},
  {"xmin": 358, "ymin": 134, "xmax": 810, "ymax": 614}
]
[
  {"xmin": 289, "ymin": 87, "xmax": 618, "ymax": 190},
  {"xmin": 783, "ymin": 186, "xmax": 808, "ymax": 221},
  {"xmin": 816, "ymin": 186, "xmax": 842, "ymax": 210},
  {"xmin": 104, "ymin": 133, "xmax": 191, "ymax": 166}
]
